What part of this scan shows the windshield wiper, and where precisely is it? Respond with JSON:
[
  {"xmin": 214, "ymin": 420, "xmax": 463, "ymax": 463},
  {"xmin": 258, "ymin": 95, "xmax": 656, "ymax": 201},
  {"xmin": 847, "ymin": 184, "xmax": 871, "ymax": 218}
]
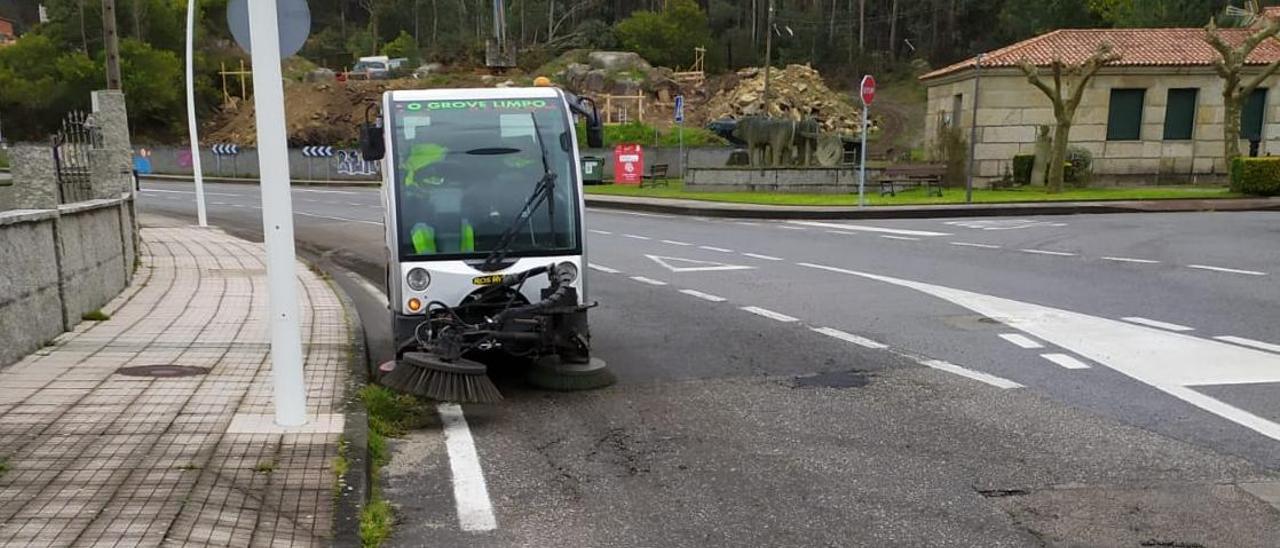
[{"xmin": 479, "ymin": 113, "xmax": 557, "ymax": 272}]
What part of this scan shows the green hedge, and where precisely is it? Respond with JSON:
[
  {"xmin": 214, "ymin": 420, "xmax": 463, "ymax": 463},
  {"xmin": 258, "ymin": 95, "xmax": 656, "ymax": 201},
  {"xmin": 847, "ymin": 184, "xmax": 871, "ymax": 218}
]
[
  {"xmin": 574, "ymin": 121, "xmax": 725, "ymax": 148},
  {"xmin": 1230, "ymin": 157, "xmax": 1280, "ymax": 196},
  {"xmin": 1012, "ymin": 155, "xmax": 1034, "ymax": 185}
]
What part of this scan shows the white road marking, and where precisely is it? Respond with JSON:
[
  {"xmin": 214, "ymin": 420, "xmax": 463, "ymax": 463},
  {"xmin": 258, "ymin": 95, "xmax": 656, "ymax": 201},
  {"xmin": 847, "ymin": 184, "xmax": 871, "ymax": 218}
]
[
  {"xmin": 609, "ymin": 210, "xmax": 668, "ymax": 217},
  {"xmin": 438, "ymin": 403, "xmax": 498, "ymax": 532},
  {"xmin": 679, "ymin": 289, "xmax": 727, "ymax": 302},
  {"xmin": 880, "ymin": 235, "xmax": 920, "ymax": 241},
  {"xmin": 140, "ymin": 188, "xmax": 240, "ymax": 197},
  {"xmin": 1101, "ymin": 256, "xmax": 1160, "ymax": 264},
  {"xmin": 630, "ymin": 276, "xmax": 668, "ymax": 286},
  {"xmin": 587, "ymin": 264, "xmax": 620, "ymax": 274},
  {"xmin": 826, "ymin": 230, "xmax": 859, "ymax": 236},
  {"xmin": 1121, "ymin": 317, "xmax": 1194, "ymax": 332},
  {"xmin": 810, "ymin": 327, "xmax": 888, "ymax": 349},
  {"xmin": 999, "ymin": 333, "xmax": 1043, "ymax": 349},
  {"xmin": 796, "ymin": 261, "xmax": 1280, "ymax": 442},
  {"xmin": 646, "ymin": 255, "xmax": 753, "ymax": 273},
  {"xmin": 623, "ymin": 234, "xmax": 651, "ymax": 240},
  {"xmin": 943, "ymin": 219, "xmax": 1064, "ymax": 231},
  {"xmin": 789, "ymin": 220, "xmax": 951, "ymax": 237},
  {"xmin": 1041, "ymin": 353, "xmax": 1091, "ymax": 370},
  {"xmin": 347, "ymin": 202, "xmax": 365, "ymax": 206},
  {"xmin": 296, "ymin": 211, "xmax": 381, "ymax": 225},
  {"xmin": 950, "ymin": 242, "xmax": 1001, "ymax": 249},
  {"xmin": 915, "ymin": 358, "xmax": 1024, "ymax": 389},
  {"xmin": 741, "ymin": 306, "xmax": 799, "ymax": 322},
  {"xmin": 211, "ymin": 201, "xmax": 229, "ymax": 206},
  {"xmin": 742, "ymin": 252, "xmax": 783, "ymax": 261},
  {"xmin": 588, "ymin": 229, "xmax": 613, "ymax": 235},
  {"xmin": 1187, "ymin": 264, "xmax": 1267, "ymax": 276},
  {"xmin": 698, "ymin": 245, "xmax": 733, "ymax": 252},
  {"xmin": 348, "ymin": 274, "xmax": 389, "ymax": 306},
  {"xmin": 1215, "ymin": 336, "xmax": 1280, "ymax": 354},
  {"xmin": 295, "ymin": 188, "xmax": 359, "ymax": 195},
  {"xmin": 1019, "ymin": 249, "xmax": 1075, "ymax": 257},
  {"xmin": 661, "ymin": 239, "xmax": 693, "ymax": 246},
  {"xmin": 778, "ymin": 225, "xmax": 807, "ymax": 230},
  {"xmin": 735, "ymin": 221, "xmax": 760, "ymax": 226}
]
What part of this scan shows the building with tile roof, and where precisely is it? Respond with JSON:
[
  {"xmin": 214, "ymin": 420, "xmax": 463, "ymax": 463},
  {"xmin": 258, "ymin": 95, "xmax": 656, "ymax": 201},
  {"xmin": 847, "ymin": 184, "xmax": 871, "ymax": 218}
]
[{"xmin": 920, "ymin": 27, "xmax": 1280, "ymax": 182}]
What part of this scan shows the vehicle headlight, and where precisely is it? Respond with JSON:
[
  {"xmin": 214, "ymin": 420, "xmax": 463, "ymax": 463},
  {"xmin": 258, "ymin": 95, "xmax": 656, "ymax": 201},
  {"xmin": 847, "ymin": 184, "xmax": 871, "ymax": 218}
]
[
  {"xmin": 558, "ymin": 262, "xmax": 579, "ymax": 283},
  {"xmin": 406, "ymin": 268, "xmax": 431, "ymax": 291}
]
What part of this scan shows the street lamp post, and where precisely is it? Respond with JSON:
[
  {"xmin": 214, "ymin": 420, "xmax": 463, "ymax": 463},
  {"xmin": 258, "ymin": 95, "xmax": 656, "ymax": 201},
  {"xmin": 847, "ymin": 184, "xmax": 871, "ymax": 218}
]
[
  {"xmin": 186, "ymin": 0, "xmax": 208, "ymax": 227},
  {"xmin": 762, "ymin": 0, "xmax": 775, "ymax": 113},
  {"xmin": 965, "ymin": 53, "xmax": 983, "ymax": 204}
]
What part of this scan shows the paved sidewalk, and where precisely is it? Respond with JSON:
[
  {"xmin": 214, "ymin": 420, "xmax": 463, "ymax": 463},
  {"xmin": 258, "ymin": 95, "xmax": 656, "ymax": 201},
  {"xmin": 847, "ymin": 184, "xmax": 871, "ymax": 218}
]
[{"xmin": 0, "ymin": 227, "xmax": 351, "ymax": 547}]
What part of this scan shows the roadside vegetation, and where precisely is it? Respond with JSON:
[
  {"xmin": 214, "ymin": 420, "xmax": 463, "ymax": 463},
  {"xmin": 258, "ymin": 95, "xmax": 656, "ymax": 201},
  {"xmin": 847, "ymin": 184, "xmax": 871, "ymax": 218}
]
[
  {"xmin": 585, "ymin": 182, "xmax": 1240, "ymax": 206},
  {"xmin": 357, "ymin": 384, "xmax": 431, "ymax": 547},
  {"xmin": 81, "ymin": 309, "xmax": 111, "ymax": 321}
]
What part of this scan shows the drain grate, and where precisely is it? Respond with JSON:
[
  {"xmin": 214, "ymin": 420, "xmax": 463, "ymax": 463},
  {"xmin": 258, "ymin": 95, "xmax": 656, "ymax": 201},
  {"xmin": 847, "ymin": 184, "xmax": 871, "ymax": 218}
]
[
  {"xmin": 792, "ymin": 369, "xmax": 871, "ymax": 389},
  {"xmin": 117, "ymin": 365, "xmax": 210, "ymax": 378}
]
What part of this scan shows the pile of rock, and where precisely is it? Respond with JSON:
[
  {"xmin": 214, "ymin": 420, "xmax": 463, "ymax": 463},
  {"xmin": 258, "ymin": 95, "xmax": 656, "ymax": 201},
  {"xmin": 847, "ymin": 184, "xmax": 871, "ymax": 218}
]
[
  {"xmin": 705, "ymin": 65, "xmax": 864, "ymax": 135},
  {"xmin": 556, "ymin": 51, "xmax": 683, "ymax": 102}
]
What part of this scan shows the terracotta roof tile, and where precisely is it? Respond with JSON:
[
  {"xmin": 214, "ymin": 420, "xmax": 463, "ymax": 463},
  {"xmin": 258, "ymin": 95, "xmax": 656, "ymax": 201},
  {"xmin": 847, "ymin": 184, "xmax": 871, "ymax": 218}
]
[{"xmin": 921, "ymin": 28, "xmax": 1280, "ymax": 81}]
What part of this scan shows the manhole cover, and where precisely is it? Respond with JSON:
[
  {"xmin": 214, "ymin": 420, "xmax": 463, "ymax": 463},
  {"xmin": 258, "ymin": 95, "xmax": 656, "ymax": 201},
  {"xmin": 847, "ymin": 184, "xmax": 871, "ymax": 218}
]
[
  {"xmin": 792, "ymin": 370, "xmax": 871, "ymax": 389},
  {"xmin": 117, "ymin": 365, "xmax": 210, "ymax": 378}
]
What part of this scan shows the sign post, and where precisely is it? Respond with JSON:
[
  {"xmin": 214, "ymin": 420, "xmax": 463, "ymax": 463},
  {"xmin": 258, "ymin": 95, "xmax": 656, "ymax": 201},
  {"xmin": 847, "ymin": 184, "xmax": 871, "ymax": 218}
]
[
  {"xmin": 186, "ymin": 0, "xmax": 207, "ymax": 227},
  {"xmin": 859, "ymin": 75, "xmax": 876, "ymax": 208},
  {"xmin": 674, "ymin": 95, "xmax": 685, "ymax": 181},
  {"xmin": 244, "ymin": 0, "xmax": 309, "ymax": 427}
]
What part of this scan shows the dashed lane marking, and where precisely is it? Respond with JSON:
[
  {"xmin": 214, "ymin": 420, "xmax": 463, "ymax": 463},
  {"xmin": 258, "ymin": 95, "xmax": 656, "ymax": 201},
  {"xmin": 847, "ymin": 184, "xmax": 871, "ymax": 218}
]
[
  {"xmin": 296, "ymin": 211, "xmax": 381, "ymax": 225},
  {"xmin": 881, "ymin": 235, "xmax": 920, "ymax": 241},
  {"xmin": 1121, "ymin": 317, "xmax": 1194, "ymax": 332},
  {"xmin": 789, "ymin": 220, "xmax": 951, "ymax": 237},
  {"xmin": 1187, "ymin": 264, "xmax": 1267, "ymax": 276},
  {"xmin": 623, "ymin": 234, "xmax": 651, "ymax": 240},
  {"xmin": 661, "ymin": 239, "xmax": 693, "ymax": 246},
  {"xmin": 1101, "ymin": 256, "xmax": 1160, "ymax": 264},
  {"xmin": 810, "ymin": 327, "xmax": 888, "ymax": 349},
  {"xmin": 826, "ymin": 230, "xmax": 860, "ymax": 236},
  {"xmin": 630, "ymin": 276, "xmax": 667, "ymax": 286},
  {"xmin": 915, "ymin": 358, "xmax": 1024, "ymax": 389},
  {"xmin": 679, "ymin": 289, "xmax": 727, "ymax": 302},
  {"xmin": 588, "ymin": 229, "xmax": 613, "ymax": 235},
  {"xmin": 778, "ymin": 225, "xmax": 807, "ymax": 230},
  {"xmin": 1019, "ymin": 249, "xmax": 1076, "ymax": 257},
  {"xmin": 587, "ymin": 264, "xmax": 620, "ymax": 274},
  {"xmin": 950, "ymin": 242, "xmax": 1000, "ymax": 249},
  {"xmin": 742, "ymin": 252, "xmax": 783, "ymax": 261},
  {"xmin": 438, "ymin": 403, "xmax": 498, "ymax": 532},
  {"xmin": 999, "ymin": 333, "xmax": 1043, "ymax": 349},
  {"xmin": 699, "ymin": 245, "xmax": 733, "ymax": 252},
  {"xmin": 740, "ymin": 306, "xmax": 799, "ymax": 322},
  {"xmin": 1041, "ymin": 353, "xmax": 1091, "ymax": 370},
  {"xmin": 1215, "ymin": 336, "xmax": 1280, "ymax": 354}
]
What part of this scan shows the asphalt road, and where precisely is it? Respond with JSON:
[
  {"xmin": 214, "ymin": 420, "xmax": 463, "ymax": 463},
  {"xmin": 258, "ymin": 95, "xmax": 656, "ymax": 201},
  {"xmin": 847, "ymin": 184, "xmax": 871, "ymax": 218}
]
[{"xmin": 139, "ymin": 180, "xmax": 1280, "ymax": 547}]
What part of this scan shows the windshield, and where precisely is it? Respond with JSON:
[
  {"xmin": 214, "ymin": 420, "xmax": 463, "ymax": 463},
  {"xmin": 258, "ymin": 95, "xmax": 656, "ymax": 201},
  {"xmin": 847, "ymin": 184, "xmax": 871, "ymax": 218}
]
[
  {"xmin": 389, "ymin": 97, "xmax": 580, "ymax": 261},
  {"xmin": 354, "ymin": 61, "xmax": 386, "ymax": 71}
]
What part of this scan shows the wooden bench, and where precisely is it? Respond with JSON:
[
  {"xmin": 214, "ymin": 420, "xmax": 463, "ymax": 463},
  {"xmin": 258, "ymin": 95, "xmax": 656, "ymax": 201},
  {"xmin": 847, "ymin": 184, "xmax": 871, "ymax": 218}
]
[
  {"xmin": 640, "ymin": 164, "xmax": 670, "ymax": 187},
  {"xmin": 878, "ymin": 164, "xmax": 945, "ymax": 197}
]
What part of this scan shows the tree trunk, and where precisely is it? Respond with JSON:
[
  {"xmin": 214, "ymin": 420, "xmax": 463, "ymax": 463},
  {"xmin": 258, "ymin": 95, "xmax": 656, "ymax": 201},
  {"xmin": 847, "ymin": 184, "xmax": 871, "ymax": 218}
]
[
  {"xmin": 1223, "ymin": 91, "xmax": 1243, "ymax": 167},
  {"xmin": 1048, "ymin": 119, "xmax": 1072, "ymax": 193},
  {"xmin": 888, "ymin": 0, "xmax": 899, "ymax": 61}
]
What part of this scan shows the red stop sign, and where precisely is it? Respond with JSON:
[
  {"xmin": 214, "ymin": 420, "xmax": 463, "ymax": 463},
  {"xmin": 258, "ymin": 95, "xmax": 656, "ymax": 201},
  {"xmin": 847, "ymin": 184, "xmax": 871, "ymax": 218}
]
[{"xmin": 860, "ymin": 75, "xmax": 876, "ymax": 105}]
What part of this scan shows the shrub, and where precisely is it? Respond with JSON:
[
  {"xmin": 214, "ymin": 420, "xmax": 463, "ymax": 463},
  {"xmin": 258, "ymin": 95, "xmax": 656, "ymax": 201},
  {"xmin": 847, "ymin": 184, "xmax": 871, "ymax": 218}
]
[
  {"xmin": 932, "ymin": 122, "xmax": 967, "ymax": 187},
  {"xmin": 1230, "ymin": 157, "xmax": 1280, "ymax": 196},
  {"xmin": 1064, "ymin": 146, "xmax": 1093, "ymax": 187},
  {"xmin": 1012, "ymin": 154, "xmax": 1035, "ymax": 185}
]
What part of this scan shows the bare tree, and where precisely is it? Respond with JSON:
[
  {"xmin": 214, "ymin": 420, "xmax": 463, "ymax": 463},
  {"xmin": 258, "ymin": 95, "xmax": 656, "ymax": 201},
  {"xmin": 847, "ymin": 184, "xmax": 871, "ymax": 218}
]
[
  {"xmin": 1203, "ymin": 18, "xmax": 1280, "ymax": 166},
  {"xmin": 1018, "ymin": 44, "xmax": 1120, "ymax": 192}
]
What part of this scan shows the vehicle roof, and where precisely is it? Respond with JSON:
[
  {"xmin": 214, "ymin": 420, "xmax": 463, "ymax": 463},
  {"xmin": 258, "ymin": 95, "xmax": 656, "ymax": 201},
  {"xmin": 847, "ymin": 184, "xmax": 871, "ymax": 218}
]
[{"xmin": 387, "ymin": 87, "xmax": 565, "ymax": 102}]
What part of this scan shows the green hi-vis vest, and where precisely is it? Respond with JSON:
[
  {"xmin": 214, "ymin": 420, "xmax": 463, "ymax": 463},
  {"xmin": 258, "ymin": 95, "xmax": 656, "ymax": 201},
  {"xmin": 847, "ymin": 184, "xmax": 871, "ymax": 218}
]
[
  {"xmin": 411, "ymin": 222, "xmax": 475, "ymax": 254},
  {"xmin": 404, "ymin": 143, "xmax": 448, "ymax": 187}
]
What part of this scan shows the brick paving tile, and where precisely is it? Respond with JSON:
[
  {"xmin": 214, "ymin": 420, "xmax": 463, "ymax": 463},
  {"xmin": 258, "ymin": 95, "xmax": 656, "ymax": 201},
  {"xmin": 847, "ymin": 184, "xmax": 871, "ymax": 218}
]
[{"xmin": 0, "ymin": 228, "xmax": 350, "ymax": 547}]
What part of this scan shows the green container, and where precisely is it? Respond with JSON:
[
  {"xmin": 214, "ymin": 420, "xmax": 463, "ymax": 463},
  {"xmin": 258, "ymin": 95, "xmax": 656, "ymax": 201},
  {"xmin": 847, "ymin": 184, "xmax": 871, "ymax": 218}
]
[{"xmin": 581, "ymin": 156, "xmax": 603, "ymax": 185}]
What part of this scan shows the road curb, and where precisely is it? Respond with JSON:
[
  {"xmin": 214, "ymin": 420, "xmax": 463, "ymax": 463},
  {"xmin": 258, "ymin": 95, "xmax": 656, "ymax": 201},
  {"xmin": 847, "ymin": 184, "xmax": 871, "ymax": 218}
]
[
  {"xmin": 140, "ymin": 173, "xmax": 379, "ymax": 187},
  {"xmin": 583, "ymin": 195, "xmax": 1280, "ymax": 220}
]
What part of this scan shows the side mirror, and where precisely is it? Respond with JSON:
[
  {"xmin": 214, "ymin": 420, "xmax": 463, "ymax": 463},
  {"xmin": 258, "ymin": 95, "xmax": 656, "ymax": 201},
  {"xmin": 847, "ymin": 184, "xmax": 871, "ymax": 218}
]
[
  {"xmin": 586, "ymin": 118, "xmax": 604, "ymax": 149},
  {"xmin": 359, "ymin": 122, "xmax": 385, "ymax": 161}
]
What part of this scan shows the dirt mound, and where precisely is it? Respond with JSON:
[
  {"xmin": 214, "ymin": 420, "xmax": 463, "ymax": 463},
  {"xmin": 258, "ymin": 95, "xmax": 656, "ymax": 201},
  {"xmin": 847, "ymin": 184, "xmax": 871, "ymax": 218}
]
[
  {"xmin": 704, "ymin": 65, "xmax": 865, "ymax": 136},
  {"xmin": 205, "ymin": 73, "xmax": 499, "ymax": 146}
]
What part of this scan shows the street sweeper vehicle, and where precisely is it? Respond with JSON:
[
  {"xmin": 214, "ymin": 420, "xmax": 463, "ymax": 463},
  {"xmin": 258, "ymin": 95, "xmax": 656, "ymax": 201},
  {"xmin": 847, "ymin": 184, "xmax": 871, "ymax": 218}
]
[{"xmin": 358, "ymin": 86, "xmax": 611, "ymax": 403}]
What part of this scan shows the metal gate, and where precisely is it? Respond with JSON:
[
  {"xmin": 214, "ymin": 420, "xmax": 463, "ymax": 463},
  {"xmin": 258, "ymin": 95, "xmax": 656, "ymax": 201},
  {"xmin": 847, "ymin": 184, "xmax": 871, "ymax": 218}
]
[{"xmin": 51, "ymin": 110, "xmax": 98, "ymax": 204}]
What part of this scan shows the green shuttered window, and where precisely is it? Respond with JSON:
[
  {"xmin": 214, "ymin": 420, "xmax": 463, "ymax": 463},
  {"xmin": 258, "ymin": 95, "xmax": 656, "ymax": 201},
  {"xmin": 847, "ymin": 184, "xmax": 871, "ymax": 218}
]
[
  {"xmin": 1107, "ymin": 88, "xmax": 1145, "ymax": 141},
  {"xmin": 1241, "ymin": 88, "xmax": 1268, "ymax": 140},
  {"xmin": 1163, "ymin": 88, "xmax": 1197, "ymax": 141}
]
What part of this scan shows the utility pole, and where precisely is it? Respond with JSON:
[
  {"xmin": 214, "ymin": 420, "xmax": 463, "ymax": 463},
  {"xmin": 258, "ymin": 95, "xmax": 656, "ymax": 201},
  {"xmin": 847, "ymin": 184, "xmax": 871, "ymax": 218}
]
[
  {"xmin": 858, "ymin": 0, "xmax": 864, "ymax": 53},
  {"xmin": 102, "ymin": 0, "xmax": 123, "ymax": 89},
  {"xmin": 186, "ymin": 0, "xmax": 207, "ymax": 227},
  {"xmin": 762, "ymin": 0, "xmax": 774, "ymax": 114},
  {"xmin": 965, "ymin": 53, "xmax": 984, "ymax": 204}
]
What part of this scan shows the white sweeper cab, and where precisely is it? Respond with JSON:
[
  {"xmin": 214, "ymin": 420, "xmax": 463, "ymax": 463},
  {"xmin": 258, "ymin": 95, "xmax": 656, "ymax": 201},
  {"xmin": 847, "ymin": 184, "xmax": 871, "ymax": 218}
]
[{"xmin": 358, "ymin": 86, "xmax": 610, "ymax": 403}]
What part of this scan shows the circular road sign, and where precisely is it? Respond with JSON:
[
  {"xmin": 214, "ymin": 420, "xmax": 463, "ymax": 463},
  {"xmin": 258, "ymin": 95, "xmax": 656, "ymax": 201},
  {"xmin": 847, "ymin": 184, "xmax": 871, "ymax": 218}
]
[
  {"xmin": 227, "ymin": 0, "xmax": 312, "ymax": 58},
  {"xmin": 860, "ymin": 75, "xmax": 876, "ymax": 106}
]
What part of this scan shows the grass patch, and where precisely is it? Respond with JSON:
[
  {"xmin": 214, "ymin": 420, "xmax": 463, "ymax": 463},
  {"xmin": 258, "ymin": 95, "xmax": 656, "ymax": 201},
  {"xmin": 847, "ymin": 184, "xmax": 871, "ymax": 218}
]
[
  {"xmin": 81, "ymin": 309, "xmax": 111, "ymax": 321},
  {"xmin": 0, "ymin": 456, "xmax": 8, "ymax": 478},
  {"xmin": 585, "ymin": 181, "xmax": 1240, "ymax": 206},
  {"xmin": 356, "ymin": 385, "xmax": 431, "ymax": 547},
  {"xmin": 254, "ymin": 459, "xmax": 277, "ymax": 474},
  {"xmin": 576, "ymin": 121, "xmax": 725, "ymax": 148},
  {"xmin": 0, "ymin": 152, "xmax": 8, "ymax": 169},
  {"xmin": 360, "ymin": 498, "xmax": 394, "ymax": 547}
]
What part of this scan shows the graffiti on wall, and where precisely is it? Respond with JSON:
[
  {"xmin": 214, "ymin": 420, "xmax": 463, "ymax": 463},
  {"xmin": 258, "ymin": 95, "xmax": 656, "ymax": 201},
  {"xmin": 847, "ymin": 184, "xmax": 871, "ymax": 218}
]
[{"xmin": 335, "ymin": 150, "xmax": 379, "ymax": 176}]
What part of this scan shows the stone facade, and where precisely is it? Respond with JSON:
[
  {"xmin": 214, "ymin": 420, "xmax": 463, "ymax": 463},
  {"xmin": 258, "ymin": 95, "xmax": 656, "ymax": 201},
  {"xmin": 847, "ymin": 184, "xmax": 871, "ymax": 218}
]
[
  {"xmin": 923, "ymin": 66, "xmax": 1280, "ymax": 183},
  {"xmin": 9, "ymin": 144, "xmax": 59, "ymax": 209}
]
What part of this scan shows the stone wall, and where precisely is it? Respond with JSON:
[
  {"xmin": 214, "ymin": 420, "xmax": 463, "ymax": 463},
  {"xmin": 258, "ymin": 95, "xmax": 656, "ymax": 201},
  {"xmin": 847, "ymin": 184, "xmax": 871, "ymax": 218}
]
[
  {"xmin": 924, "ymin": 66, "xmax": 1279, "ymax": 183},
  {"xmin": 685, "ymin": 167, "xmax": 872, "ymax": 193}
]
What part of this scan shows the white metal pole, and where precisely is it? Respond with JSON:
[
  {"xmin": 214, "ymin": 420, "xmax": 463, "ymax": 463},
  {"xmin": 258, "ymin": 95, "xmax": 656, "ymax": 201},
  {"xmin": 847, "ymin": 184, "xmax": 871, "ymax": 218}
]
[
  {"xmin": 966, "ymin": 53, "xmax": 983, "ymax": 204},
  {"xmin": 185, "ymin": 0, "xmax": 207, "ymax": 227},
  {"xmin": 678, "ymin": 121, "xmax": 684, "ymax": 180},
  {"xmin": 859, "ymin": 104, "xmax": 868, "ymax": 207},
  {"xmin": 248, "ymin": 0, "xmax": 308, "ymax": 427}
]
